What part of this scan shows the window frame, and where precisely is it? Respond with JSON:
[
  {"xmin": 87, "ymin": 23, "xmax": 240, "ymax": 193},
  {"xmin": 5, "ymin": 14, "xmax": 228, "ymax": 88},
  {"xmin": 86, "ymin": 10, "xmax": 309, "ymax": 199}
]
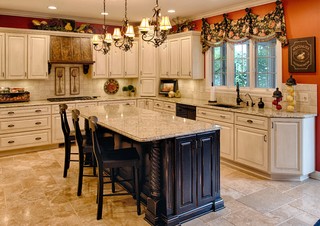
[{"xmin": 206, "ymin": 38, "xmax": 282, "ymax": 97}]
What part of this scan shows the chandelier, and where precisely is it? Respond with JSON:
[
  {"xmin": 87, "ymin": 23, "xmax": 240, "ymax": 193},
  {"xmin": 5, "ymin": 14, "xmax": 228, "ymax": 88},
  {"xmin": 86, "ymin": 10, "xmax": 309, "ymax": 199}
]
[
  {"xmin": 92, "ymin": 0, "xmax": 113, "ymax": 55},
  {"xmin": 139, "ymin": 0, "xmax": 172, "ymax": 48},
  {"xmin": 113, "ymin": 0, "xmax": 135, "ymax": 52}
]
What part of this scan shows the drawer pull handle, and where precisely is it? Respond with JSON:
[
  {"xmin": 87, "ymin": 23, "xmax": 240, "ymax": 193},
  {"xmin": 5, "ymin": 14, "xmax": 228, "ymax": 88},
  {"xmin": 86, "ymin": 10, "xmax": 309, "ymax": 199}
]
[
  {"xmin": 247, "ymin": 119, "xmax": 253, "ymax": 124},
  {"xmin": 8, "ymin": 124, "xmax": 15, "ymax": 127},
  {"xmin": 8, "ymin": 111, "xmax": 15, "ymax": 115},
  {"xmin": 167, "ymin": 106, "xmax": 171, "ymax": 108},
  {"xmin": 125, "ymin": 103, "xmax": 130, "ymax": 105},
  {"xmin": 35, "ymin": 137, "xmax": 42, "ymax": 141},
  {"xmin": 35, "ymin": 110, "xmax": 42, "ymax": 113},
  {"xmin": 35, "ymin": 122, "xmax": 42, "ymax": 125},
  {"xmin": 201, "ymin": 112, "xmax": 206, "ymax": 115},
  {"xmin": 8, "ymin": 140, "xmax": 14, "ymax": 144},
  {"xmin": 220, "ymin": 115, "xmax": 226, "ymax": 119},
  {"xmin": 264, "ymin": 135, "xmax": 267, "ymax": 142}
]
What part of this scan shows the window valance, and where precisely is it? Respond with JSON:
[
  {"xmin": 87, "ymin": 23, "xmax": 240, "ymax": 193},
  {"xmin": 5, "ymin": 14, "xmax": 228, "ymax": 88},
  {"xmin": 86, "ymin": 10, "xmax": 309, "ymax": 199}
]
[{"xmin": 201, "ymin": 0, "xmax": 288, "ymax": 53}]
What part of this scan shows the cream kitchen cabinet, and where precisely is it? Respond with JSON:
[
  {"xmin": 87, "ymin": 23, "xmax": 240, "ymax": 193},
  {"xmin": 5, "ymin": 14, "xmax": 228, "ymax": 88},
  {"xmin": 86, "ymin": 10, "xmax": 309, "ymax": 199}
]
[
  {"xmin": 158, "ymin": 42, "xmax": 169, "ymax": 78},
  {"xmin": 108, "ymin": 41, "xmax": 139, "ymax": 78},
  {"xmin": 137, "ymin": 99, "xmax": 154, "ymax": 110},
  {"xmin": 234, "ymin": 113, "xmax": 269, "ymax": 172},
  {"xmin": 0, "ymin": 33, "xmax": 4, "ymax": 80},
  {"xmin": 0, "ymin": 105, "xmax": 51, "ymax": 151},
  {"xmin": 5, "ymin": 33, "xmax": 49, "ymax": 80},
  {"xmin": 153, "ymin": 100, "xmax": 176, "ymax": 115},
  {"xmin": 92, "ymin": 49, "xmax": 108, "ymax": 78},
  {"xmin": 139, "ymin": 38, "xmax": 157, "ymax": 96},
  {"xmin": 197, "ymin": 107, "xmax": 234, "ymax": 161},
  {"xmin": 270, "ymin": 117, "xmax": 315, "ymax": 180},
  {"xmin": 165, "ymin": 31, "xmax": 204, "ymax": 79}
]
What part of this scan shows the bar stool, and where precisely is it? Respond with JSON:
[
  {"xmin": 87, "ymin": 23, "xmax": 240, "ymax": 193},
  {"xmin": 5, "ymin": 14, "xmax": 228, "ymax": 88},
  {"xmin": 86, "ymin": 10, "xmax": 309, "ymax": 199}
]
[
  {"xmin": 59, "ymin": 104, "xmax": 78, "ymax": 178},
  {"xmin": 88, "ymin": 115, "xmax": 141, "ymax": 220}
]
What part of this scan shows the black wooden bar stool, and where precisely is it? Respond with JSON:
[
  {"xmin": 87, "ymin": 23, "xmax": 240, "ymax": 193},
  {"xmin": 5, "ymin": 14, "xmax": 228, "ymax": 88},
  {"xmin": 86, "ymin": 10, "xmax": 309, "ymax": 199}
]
[
  {"xmin": 59, "ymin": 104, "xmax": 78, "ymax": 178},
  {"xmin": 88, "ymin": 115, "xmax": 141, "ymax": 220}
]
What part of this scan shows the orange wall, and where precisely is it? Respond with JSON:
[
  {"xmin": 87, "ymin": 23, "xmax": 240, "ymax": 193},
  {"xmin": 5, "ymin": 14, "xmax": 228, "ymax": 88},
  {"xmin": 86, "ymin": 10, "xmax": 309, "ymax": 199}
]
[{"xmin": 195, "ymin": 0, "xmax": 320, "ymax": 171}]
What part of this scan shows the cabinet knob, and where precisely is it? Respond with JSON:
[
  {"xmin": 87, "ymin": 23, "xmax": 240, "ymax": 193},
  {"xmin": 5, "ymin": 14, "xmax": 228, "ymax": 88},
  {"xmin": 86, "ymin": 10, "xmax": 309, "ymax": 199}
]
[
  {"xmin": 247, "ymin": 119, "xmax": 253, "ymax": 124},
  {"xmin": 189, "ymin": 72, "xmax": 191, "ymax": 76},
  {"xmin": 264, "ymin": 135, "xmax": 267, "ymax": 142},
  {"xmin": 2, "ymin": 72, "xmax": 4, "ymax": 77},
  {"xmin": 8, "ymin": 124, "xmax": 15, "ymax": 128}
]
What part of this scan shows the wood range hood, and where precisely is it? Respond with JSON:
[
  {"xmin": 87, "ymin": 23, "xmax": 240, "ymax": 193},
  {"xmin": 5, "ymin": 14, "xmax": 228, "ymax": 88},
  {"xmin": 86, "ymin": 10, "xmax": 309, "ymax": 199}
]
[{"xmin": 49, "ymin": 36, "xmax": 95, "ymax": 74}]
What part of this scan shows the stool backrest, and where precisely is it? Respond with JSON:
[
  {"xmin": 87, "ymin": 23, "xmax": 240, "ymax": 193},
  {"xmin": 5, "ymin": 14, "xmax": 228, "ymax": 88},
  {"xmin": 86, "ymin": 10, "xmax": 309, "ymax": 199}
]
[
  {"xmin": 88, "ymin": 116, "xmax": 103, "ymax": 171},
  {"xmin": 59, "ymin": 104, "xmax": 70, "ymax": 137},
  {"xmin": 72, "ymin": 109, "xmax": 83, "ymax": 148}
]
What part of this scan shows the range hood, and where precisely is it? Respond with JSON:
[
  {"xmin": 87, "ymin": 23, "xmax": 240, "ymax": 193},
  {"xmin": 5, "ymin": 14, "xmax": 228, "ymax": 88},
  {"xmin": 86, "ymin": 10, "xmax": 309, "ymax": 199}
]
[{"xmin": 49, "ymin": 36, "xmax": 95, "ymax": 74}]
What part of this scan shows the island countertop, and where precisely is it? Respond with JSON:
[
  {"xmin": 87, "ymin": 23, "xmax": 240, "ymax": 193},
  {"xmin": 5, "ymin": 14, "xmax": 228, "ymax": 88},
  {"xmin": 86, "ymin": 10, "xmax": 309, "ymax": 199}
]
[{"xmin": 77, "ymin": 105, "xmax": 220, "ymax": 142}]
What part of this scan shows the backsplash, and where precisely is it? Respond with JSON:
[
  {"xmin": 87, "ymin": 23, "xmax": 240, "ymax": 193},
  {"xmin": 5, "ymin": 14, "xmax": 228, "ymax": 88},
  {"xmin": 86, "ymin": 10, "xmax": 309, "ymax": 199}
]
[
  {"xmin": 1, "ymin": 65, "xmax": 138, "ymax": 100},
  {"xmin": 177, "ymin": 80, "xmax": 317, "ymax": 114}
]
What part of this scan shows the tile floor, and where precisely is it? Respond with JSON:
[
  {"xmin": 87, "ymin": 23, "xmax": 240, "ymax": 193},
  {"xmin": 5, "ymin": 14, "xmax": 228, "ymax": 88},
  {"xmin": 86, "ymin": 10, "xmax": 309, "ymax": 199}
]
[{"xmin": 0, "ymin": 146, "xmax": 320, "ymax": 226}]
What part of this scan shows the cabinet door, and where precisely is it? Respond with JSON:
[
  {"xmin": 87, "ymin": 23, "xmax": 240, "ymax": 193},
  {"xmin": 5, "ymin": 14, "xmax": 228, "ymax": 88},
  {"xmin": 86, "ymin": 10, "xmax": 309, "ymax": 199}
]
[
  {"xmin": 235, "ymin": 125, "xmax": 268, "ymax": 172},
  {"xmin": 159, "ymin": 42, "xmax": 169, "ymax": 78},
  {"xmin": 52, "ymin": 114, "xmax": 73, "ymax": 144},
  {"xmin": 137, "ymin": 99, "xmax": 146, "ymax": 109},
  {"xmin": 6, "ymin": 33, "xmax": 27, "ymax": 79},
  {"xmin": 271, "ymin": 119, "xmax": 301, "ymax": 174},
  {"xmin": 175, "ymin": 135, "xmax": 197, "ymax": 214},
  {"xmin": 0, "ymin": 33, "xmax": 4, "ymax": 80},
  {"xmin": 180, "ymin": 37, "xmax": 192, "ymax": 78},
  {"xmin": 93, "ymin": 49, "xmax": 108, "ymax": 78},
  {"xmin": 168, "ymin": 38, "xmax": 180, "ymax": 78},
  {"xmin": 28, "ymin": 35, "xmax": 49, "ymax": 79},
  {"xmin": 124, "ymin": 40, "xmax": 139, "ymax": 78},
  {"xmin": 140, "ymin": 78, "xmax": 156, "ymax": 96},
  {"xmin": 139, "ymin": 39, "xmax": 157, "ymax": 78},
  {"xmin": 109, "ymin": 46, "xmax": 123, "ymax": 78}
]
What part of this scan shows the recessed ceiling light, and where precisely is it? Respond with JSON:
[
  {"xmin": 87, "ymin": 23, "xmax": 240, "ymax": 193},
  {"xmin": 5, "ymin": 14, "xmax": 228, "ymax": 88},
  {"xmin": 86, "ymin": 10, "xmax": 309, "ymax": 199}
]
[
  {"xmin": 168, "ymin": 9, "xmax": 175, "ymax": 13},
  {"xmin": 101, "ymin": 12, "xmax": 109, "ymax": 15},
  {"xmin": 48, "ymin": 6, "xmax": 57, "ymax": 10}
]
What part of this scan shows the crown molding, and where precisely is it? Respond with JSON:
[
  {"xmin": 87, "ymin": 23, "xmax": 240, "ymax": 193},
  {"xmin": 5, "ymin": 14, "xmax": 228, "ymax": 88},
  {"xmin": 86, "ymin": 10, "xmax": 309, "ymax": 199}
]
[
  {"xmin": 190, "ymin": 0, "xmax": 276, "ymax": 21},
  {"xmin": 0, "ymin": 9, "xmax": 122, "ymax": 26}
]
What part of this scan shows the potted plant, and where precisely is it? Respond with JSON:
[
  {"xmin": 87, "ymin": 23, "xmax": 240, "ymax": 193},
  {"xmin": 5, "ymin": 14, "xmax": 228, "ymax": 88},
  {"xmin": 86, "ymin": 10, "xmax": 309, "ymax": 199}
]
[
  {"xmin": 128, "ymin": 85, "xmax": 136, "ymax": 97},
  {"xmin": 122, "ymin": 86, "xmax": 129, "ymax": 96}
]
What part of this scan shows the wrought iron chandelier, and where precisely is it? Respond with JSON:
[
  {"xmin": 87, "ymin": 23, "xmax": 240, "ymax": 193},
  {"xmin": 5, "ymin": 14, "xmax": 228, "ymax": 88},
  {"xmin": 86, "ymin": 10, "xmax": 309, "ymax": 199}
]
[
  {"xmin": 139, "ymin": 0, "xmax": 172, "ymax": 48},
  {"xmin": 113, "ymin": 0, "xmax": 135, "ymax": 52},
  {"xmin": 92, "ymin": 0, "xmax": 113, "ymax": 55}
]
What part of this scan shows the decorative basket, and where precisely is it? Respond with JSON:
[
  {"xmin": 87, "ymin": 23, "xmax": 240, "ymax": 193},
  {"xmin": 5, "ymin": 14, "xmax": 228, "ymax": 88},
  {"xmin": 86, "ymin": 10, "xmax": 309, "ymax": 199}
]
[{"xmin": 0, "ymin": 92, "xmax": 30, "ymax": 103}]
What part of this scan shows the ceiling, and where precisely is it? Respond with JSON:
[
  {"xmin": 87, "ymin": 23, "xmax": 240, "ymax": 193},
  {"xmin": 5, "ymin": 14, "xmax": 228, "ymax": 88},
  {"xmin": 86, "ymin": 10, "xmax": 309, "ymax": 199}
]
[{"xmin": 0, "ymin": 0, "xmax": 274, "ymax": 25}]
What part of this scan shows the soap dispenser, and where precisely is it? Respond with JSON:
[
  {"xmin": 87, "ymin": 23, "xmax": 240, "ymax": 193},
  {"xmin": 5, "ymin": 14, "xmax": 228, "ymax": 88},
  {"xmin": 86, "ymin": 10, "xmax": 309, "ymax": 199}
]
[{"xmin": 258, "ymin": 98, "xmax": 264, "ymax": 109}]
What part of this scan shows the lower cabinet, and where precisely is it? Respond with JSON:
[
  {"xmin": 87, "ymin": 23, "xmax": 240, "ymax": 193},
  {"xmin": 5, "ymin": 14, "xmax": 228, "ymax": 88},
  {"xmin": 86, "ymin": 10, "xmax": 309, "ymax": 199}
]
[
  {"xmin": 175, "ymin": 131, "xmax": 220, "ymax": 214},
  {"xmin": 137, "ymin": 99, "xmax": 154, "ymax": 110}
]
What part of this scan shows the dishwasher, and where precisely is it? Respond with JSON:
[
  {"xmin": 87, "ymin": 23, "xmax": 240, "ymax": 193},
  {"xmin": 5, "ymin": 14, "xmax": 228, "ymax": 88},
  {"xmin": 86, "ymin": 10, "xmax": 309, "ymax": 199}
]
[{"xmin": 176, "ymin": 103, "xmax": 196, "ymax": 120}]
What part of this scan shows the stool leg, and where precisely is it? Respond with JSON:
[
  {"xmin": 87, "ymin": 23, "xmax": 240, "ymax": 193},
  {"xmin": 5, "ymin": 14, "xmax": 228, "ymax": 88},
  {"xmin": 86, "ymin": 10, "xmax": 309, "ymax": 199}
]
[
  {"xmin": 111, "ymin": 168, "xmax": 116, "ymax": 193},
  {"xmin": 97, "ymin": 171, "xmax": 104, "ymax": 220},
  {"xmin": 134, "ymin": 167, "xmax": 141, "ymax": 215},
  {"xmin": 77, "ymin": 151, "xmax": 84, "ymax": 196},
  {"xmin": 63, "ymin": 140, "xmax": 71, "ymax": 178}
]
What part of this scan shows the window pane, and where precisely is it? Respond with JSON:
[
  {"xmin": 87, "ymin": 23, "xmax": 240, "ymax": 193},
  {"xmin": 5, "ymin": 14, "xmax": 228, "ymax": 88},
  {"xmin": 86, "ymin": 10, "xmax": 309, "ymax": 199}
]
[
  {"xmin": 234, "ymin": 41, "xmax": 249, "ymax": 87},
  {"xmin": 255, "ymin": 39, "xmax": 276, "ymax": 88},
  {"xmin": 212, "ymin": 44, "xmax": 227, "ymax": 86}
]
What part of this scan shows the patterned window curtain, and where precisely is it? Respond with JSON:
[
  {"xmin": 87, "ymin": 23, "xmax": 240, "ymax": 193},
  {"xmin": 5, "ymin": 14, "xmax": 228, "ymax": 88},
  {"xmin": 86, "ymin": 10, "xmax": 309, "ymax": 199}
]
[{"xmin": 201, "ymin": 0, "xmax": 288, "ymax": 53}]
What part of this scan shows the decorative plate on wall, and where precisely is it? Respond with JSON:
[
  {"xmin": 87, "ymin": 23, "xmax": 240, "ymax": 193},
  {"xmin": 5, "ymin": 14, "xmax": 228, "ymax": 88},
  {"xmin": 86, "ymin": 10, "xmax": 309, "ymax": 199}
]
[{"xmin": 104, "ymin": 79, "xmax": 119, "ymax": 94}]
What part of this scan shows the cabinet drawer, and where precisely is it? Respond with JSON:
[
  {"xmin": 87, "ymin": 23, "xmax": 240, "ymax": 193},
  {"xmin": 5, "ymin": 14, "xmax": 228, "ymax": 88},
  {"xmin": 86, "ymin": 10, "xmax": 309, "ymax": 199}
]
[
  {"xmin": 0, "ymin": 129, "xmax": 51, "ymax": 151},
  {"xmin": 153, "ymin": 100, "xmax": 164, "ymax": 110},
  {"xmin": 52, "ymin": 104, "xmax": 76, "ymax": 114},
  {"xmin": 197, "ymin": 107, "xmax": 234, "ymax": 123},
  {"xmin": 76, "ymin": 102, "xmax": 97, "ymax": 108},
  {"xmin": 98, "ymin": 100, "xmax": 136, "ymax": 106},
  {"xmin": 163, "ymin": 102, "xmax": 176, "ymax": 112},
  {"xmin": 0, "ymin": 115, "xmax": 51, "ymax": 134},
  {"xmin": 0, "ymin": 105, "xmax": 51, "ymax": 118},
  {"xmin": 235, "ymin": 113, "xmax": 268, "ymax": 130}
]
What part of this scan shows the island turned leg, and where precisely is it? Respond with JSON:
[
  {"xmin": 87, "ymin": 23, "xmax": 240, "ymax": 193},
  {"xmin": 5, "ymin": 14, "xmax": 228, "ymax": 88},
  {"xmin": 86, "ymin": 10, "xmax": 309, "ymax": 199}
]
[{"xmin": 145, "ymin": 140, "xmax": 161, "ymax": 226}]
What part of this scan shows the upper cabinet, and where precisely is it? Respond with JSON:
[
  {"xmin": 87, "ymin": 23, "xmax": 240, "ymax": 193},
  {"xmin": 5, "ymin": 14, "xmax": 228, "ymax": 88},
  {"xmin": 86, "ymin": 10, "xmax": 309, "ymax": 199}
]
[
  {"xmin": 92, "ymin": 49, "xmax": 108, "ymax": 79},
  {"xmin": 158, "ymin": 41, "xmax": 169, "ymax": 78},
  {"xmin": 139, "ymin": 38, "xmax": 157, "ymax": 78},
  {"xmin": 161, "ymin": 31, "xmax": 204, "ymax": 79},
  {"xmin": 28, "ymin": 35, "xmax": 49, "ymax": 79},
  {"xmin": 0, "ymin": 33, "xmax": 4, "ymax": 80},
  {"xmin": 6, "ymin": 33, "xmax": 27, "ymax": 80},
  {"xmin": 2, "ymin": 33, "xmax": 49, "ymax": 80}
]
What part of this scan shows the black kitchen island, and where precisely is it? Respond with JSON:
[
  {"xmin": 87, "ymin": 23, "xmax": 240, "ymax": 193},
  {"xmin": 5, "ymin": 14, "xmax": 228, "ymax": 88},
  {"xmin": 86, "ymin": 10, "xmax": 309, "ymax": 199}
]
[{"xmin": 78, "ymin": 105, "xmax": 224, "ymax": 225}]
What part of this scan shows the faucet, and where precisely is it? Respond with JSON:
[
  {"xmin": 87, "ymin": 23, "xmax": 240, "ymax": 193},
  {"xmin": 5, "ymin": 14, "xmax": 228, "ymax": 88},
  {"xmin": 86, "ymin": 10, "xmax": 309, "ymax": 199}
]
[
  {"xmin": 245, "ymin": 93, "xmax": 255, "ymax": 107},
  {"xmin": 236, "ymin": 82, "xmax": 243, "ymax": 105}
]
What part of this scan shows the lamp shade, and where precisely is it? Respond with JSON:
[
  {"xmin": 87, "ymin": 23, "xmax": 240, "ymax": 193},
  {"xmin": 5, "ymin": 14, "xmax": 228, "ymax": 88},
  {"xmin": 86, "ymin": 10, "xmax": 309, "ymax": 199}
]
[
  {"xmin": 139, "ymin": 18, "xmax": 151, "ymax": 32},
  {"xmin": 92, "ymin": 35, "xmax": 100, "ymax": 45},
  {"xmin": 125, "ymin": 25, "xmax": 135, "ymax": 38},
  {"xmin": 160, "ymin": 16, "xmax": 172, "ymax": 31},
  {"xmin": 113, "ymin": 28, "xmax": 122, "ymax": 40},
  {"xmin": 104, "ymin": 33, "xmax": 113, "ymax": 43}
]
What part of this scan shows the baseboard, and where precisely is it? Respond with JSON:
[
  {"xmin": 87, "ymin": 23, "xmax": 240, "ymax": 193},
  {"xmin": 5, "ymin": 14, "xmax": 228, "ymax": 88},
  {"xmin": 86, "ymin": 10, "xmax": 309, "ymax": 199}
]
[
  {"xmin": 310, "ymin": 171, "xmax": 320, "ymax": 180},
  {"xmin": 0, "ymin": 144, "xmax": 59, "ymax": 157}
]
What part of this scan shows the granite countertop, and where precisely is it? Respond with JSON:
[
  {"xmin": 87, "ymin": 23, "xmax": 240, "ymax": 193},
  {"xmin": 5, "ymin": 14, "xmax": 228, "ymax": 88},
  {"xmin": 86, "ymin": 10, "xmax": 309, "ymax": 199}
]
[
  {"xmin": 78, "ymin": 105, "xmax": 220, "ymax": 142},
  {"xmin": 0, "ymin": 96, "xmax": 316, "ymax": 119}
]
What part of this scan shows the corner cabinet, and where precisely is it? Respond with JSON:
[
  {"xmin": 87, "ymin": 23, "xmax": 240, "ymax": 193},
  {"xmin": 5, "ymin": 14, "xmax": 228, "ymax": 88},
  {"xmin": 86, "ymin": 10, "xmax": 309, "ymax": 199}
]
[
  {"xmin": 270, "ymin": 117, "xmax": 315, "ymax": 180},
  {"xmin": 163, "ymin": 31, "xmax": 204, "ymax": 79}
]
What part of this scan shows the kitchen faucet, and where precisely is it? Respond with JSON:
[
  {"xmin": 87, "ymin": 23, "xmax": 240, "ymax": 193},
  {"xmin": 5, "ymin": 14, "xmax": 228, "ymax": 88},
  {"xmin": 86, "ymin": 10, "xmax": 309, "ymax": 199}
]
[
  {"xmin": 236, "ymin": 82, "xmax": 243, "ymax": 105},
  {"xmin": 245, "ymin": 93, "xmax": 255, "ymax": 107}
]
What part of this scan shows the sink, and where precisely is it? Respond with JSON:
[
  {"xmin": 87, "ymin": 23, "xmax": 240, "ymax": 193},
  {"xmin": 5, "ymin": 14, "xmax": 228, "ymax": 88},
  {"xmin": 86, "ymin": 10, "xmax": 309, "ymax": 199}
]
[{"xmin": 206, "ymin": 103, "xmax": 243, "ymax": 109}]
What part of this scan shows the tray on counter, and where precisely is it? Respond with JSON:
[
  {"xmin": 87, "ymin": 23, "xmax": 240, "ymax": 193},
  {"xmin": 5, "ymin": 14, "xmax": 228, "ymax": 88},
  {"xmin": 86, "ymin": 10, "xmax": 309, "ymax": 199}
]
[{"xmin": 0, "ymin": 92, "xmax": 30, "ymax": 103}]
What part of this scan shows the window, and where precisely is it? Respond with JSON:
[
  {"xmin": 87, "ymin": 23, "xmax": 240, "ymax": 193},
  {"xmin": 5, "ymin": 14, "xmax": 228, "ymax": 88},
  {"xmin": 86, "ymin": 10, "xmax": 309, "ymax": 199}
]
[{"xmin": 211, "ymin": 38, "xmax": 281, "ymax": 91}]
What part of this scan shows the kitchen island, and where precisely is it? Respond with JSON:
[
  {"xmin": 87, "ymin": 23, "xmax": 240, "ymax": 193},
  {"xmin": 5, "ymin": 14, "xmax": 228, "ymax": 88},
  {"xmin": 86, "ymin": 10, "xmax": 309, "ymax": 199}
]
[{"xmin": 77, "ymin": 104, "xmax": 224, "ymax": 226}]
